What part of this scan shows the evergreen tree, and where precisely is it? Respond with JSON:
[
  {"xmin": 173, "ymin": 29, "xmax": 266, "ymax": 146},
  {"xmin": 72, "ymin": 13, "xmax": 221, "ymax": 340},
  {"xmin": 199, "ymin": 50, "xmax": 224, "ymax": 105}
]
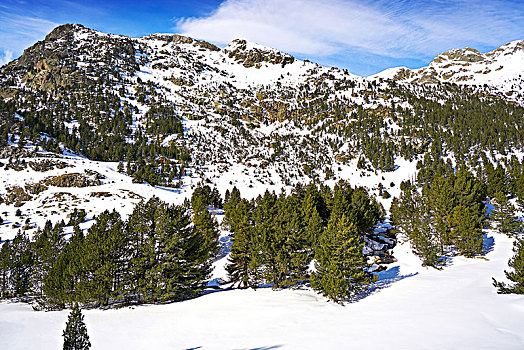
[
  {"xmin": 9, "ymin": 231, "xmax": 33, "ymax": 297},
  {"xmin": 63, "ymin": 303, "xmax": 91, "ymax": 350},
  {"xmin": 410, "ymin": 215, "xmax": 441, "ymax": 267},
  {"xmin": 226, "ymin": 199, "xmax": 256, "ymax": 288},
  {"xmin": 223, "ymin": 186, "xmax": 241, "ymax": 230},
  {"xmin": 493, "ymin": 237, "xmax": 524, "ymax": 294},
  {"xmin": 311, "ymin": 215, "xmax": 374, "ymax": 303},
  {"xmin": 43, "ymin": 225, "xmax": 84, "ymax": 309},
  {"xmin": 192, "ymin": 206, "xmax": 220, "ymax": 263},
  {"xmin": 123, "ymin": 197, "xmax": 159, "ymax": 303},
  {"xmin": 153, "ymin": 202, "xmax": 211, "ymax": 301},
  {"xmin": 451, "ymin": 205, "xmax": 483, "ymax": 257},
  {"xmin": 31, "ymin": 222, "xmax": 65, "ymax": 297},
  {"xmin": 0, "ymin": 240, "xmax": 11, "ymax": 298},
  {"xmin": 78, "ymin": 210, "xmax": 126, "ymax": 306},
  {"xmin": 491, "ymin": 191, "xmax": 522, "ymax": 236}
]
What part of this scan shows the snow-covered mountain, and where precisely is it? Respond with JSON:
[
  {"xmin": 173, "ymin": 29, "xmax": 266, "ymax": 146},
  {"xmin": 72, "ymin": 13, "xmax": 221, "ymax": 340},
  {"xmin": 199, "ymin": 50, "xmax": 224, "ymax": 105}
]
[
  {"xmin": 374, "ymin": 40, "xmax": 524, "ymax": 102},
  {"xmin": 1, "ymin": 23, "xmax": 524, "ymax": 350},
  {"xmin": 1, "ymin": 23, "xmax": 523, "ymax": 239}
]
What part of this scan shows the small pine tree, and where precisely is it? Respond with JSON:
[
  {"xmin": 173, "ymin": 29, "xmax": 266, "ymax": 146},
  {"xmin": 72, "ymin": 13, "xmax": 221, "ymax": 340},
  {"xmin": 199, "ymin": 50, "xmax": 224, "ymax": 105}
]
[
  {"xmin": 493, "ymin": 237, "xmax": 524, "ymax": 294},
  {"xmin": 63, "ymin": 303, "xmax": 91, "ymax": 350},
  {"xmin": 117, "ymin": 161, "xmax": 124, "ymax": 173}
]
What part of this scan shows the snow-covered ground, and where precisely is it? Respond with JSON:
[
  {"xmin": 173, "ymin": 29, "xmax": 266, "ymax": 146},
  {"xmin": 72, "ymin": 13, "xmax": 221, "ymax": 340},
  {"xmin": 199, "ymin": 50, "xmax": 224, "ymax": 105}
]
[
  {"xmin": 1, "ymin": 229, "xmax": 522, "ymax": 349},
  {"xmin": 2, "ymin": 155, "xmax": 522, "ymax": 350}
]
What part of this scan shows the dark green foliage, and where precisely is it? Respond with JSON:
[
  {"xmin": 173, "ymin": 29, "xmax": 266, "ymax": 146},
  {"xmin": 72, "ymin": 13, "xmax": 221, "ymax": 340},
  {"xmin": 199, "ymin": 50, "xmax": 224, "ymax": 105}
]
[
  {"xmin": 31, "ymin": 221, "xmax": 65, "ymax": 297},
  {"xmin": 68, "ymin": 209, "xmax": 86, "ymax": 226},
  {"xmin": 0, "ymin": 240, "xmax": 11, "ymax": 298},
  {"xmin": 9, "ymin": 231, "xmax": 33, "ymax": 297},
  {"xmin": 451, "ymin": 205, "xmax": 483, "ymax": 257},
  {"xmin": 78, "ymin": 210, "xmax": 126, "ymax": 306},
  {"xmin": 0, "ymin": 196, "xmax": 220, "ymax": 309},
  {"xmin": 122, "ymin": 196, "xmax": 217, "ymax": 303},
  {"xmin": 226, "ymin": 199, "xmax": 256, "ymax": 288},
  {"xmin": 191, "ymin": 184, "xmax": 222, "ymax": 212},
  {"xmin": 153, "ymin": 201, "xmax": 213, "ymax": 301},
  {"xmin": 63, "ymin": 303, "xmax": 91, "ymax": 350},
  {"xmin": 491, "ymin": 191, "xmax": 522, "ymax": 237},
  {"xmin": 192, "ymin": 205, "xmax": 220, "ymax": 262},
  {"xmin": 331, "ymin": 180, "xmax": 384, "ymax": 236},
  {"xmin": 223, "ymin": 180, "xmax": 382, "ymax": 293},
  {"xmin": 493, "ymin": 237, "xmax": 524, "ymax": 294},
  {"xmin": 43, "ymin": 226, "xmax": 84, "ymax": 309},
  {"xmin": 391, "ymin": 167, "xmax": 486, "ymax": 266},
  {"xmin": 311, "ymin": 215, "xmax": 374, "ymax": 302}
]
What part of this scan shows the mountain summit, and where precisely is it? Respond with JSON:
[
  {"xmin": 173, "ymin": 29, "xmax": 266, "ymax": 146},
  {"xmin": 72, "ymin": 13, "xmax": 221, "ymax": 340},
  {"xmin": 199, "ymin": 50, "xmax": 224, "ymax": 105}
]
[{"xmin": 374, "ymin": 40, "xmax": 524, "ymax": 99}]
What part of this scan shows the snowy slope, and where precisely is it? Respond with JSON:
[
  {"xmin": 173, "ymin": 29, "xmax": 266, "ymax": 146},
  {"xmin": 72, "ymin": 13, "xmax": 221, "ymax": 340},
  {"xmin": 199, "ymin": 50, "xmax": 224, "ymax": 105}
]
[
  {"xmin": 1, "ymin": 230, "xmax": 523, "ymax": 350},
  {"xmin": 373, "ymin": 41, "xmax": 524, "ymax": 103}
]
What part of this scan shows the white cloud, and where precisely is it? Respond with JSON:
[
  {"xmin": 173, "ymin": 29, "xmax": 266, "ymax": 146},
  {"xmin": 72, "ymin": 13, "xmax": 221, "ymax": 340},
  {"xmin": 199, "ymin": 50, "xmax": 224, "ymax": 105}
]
[
  {"xmin": 175, "ymin": 0, "xmax": 524, "ymax": 62},
  {"xmin": 0, "ymin": 49, "xmax": 13, "ymax": 66},
  {"xmin": 0, "ymin": 13, "xmax": 58, "ymax": 62}
]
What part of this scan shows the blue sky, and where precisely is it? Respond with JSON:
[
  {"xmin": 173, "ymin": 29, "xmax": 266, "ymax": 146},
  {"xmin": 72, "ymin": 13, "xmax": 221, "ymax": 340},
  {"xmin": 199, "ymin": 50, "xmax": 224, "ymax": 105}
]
[{"xmin": 1, "ymin": 0, "xmax": 523, "ymax": 76}]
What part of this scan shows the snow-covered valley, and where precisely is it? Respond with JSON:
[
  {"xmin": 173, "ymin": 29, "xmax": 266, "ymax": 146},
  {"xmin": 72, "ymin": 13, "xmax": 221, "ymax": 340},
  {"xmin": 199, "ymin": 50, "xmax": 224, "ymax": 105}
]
[{"xmin": 1, "ymin": 229, "xmax": 523, "ymax": 350}]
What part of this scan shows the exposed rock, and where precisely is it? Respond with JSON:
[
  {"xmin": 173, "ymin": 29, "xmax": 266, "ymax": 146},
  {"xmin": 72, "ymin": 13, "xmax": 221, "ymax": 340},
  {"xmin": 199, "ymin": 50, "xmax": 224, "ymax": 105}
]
[
  {"xmin": 224, "ymin": 39, "xmax": 295, "ymax": 68},
  {"xmin": 90, "ymin": 191, "xmax": 112, "ymax": 197},
  {"xmin": 2, "ymin": 186, "xmax": 33, "ymax": 206},
  {"xmin": 24, "ymin": 183, "xmax": 48, "ymax": 195},
  {"xmin": 146, "ymin": 33, "xmax": 220, "ymax": 52},
  {"xmin": 28, "ymin": 159, "xmax": 70, "ymax": 172},
  {"xmin": 43, "ymin": 173, "xmax": 101, "ymax": 187}
]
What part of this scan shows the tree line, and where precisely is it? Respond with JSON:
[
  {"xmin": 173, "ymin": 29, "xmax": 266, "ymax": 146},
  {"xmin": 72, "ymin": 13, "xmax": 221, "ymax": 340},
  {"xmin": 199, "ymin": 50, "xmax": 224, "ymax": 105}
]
[
  {"xmin": 0, "ymin": 194, "xmax": 219, "ymax": 310},
  {"xmin": 223, "ymin": 180, "xmax": 384, "ymax": 302}
]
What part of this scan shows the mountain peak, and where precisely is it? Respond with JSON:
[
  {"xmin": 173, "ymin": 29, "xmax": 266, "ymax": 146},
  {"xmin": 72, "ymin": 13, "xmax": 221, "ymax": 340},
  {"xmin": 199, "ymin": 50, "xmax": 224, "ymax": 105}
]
[
  {"xmin": 141, "ymin": 33, "xmax": 220, "ymax": 51},
  {"xmin": 44, "ymin": 23, "xmax": 87, "ymax": 42},
  {"xmin": 223, "ymin": 38, "xmax": 295, "ymax": 68}
]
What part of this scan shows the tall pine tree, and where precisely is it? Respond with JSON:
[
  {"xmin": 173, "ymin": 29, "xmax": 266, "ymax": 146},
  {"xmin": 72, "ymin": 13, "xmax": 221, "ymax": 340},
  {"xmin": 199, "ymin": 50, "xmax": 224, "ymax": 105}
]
[{"xmin": 311, "ymin": 215, "xmax": 374, "ymax": 303}]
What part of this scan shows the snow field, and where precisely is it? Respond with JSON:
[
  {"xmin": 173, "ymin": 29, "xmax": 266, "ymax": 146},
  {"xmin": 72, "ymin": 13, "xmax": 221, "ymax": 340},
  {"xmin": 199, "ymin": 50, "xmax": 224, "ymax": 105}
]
[{"xmin": 1, "ymin": 230, "xmax": 523, "ymax": 349}]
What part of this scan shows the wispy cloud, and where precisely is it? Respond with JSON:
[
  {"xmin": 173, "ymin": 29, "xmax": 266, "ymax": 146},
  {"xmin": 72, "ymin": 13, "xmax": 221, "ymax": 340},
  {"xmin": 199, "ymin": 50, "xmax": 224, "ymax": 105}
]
[
  {"xmin": 0, "ymin": 12, "xmax": 58, "ymax": 64},
  {"xmin": 175, "ymin": 0, "xmax": 524, "ymax": 74},
  {"xmin": 0, "ymin": 49, "xmax": 13, "ymax": 67}
]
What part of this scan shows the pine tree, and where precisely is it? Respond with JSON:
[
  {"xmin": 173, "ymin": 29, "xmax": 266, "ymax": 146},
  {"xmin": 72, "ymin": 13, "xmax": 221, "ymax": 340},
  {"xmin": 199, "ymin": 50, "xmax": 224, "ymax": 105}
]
[
  {"xmin": 31, "ymin": 222, "xmax": 65, "ymax": 297},
  {"xmin": 223, "ymin": 186, "xmax": 241, "ymax": 230},
  {"xmin": 311, "ymin": 215, "xmax": 374, "ymax": 303},
  {"xmin": 491, "ymin": 191, "xmax": 522, "ymax": 236},
  {"xmin": 43, "ymin": 225, "xmax": 84, "ymax": 309},
  {"xmin": 226, "ymin": 199, "xmax": 255, "ymax": 288},
  {"xmin": 9, "ymin": 231, "xmax": 33, "ymax": 297},
  {"xmin": 123, "ymin": 197, "xmax": 159, "ymax": 303},
  {"xmin": 192, "ymin": 206, "xmax": 220, "ymax": 263},
  {"xmin": 154, "ymin": 202, "xmax": 210, "ymax": 301},
  {"xmin": 78, "ymin": 210, "xmax": 126, "ymax": 306},
  {"xmin": 0, "ymin": 240, "xmax": 11, "ymax": 298},
  {"xmin": 451, "ymin": 205, "xmax": 483, "ymax": 257},
  {"xmin": 63, "ymin": 303, "xmax": 91, "ymax": 350},
  {"xmin": 410, "ymin": 210, "xmax": 441, "ymax": 268},
  {"xmin": 493, "ymin": 237, "xmax": 524, "ymax": 294}
]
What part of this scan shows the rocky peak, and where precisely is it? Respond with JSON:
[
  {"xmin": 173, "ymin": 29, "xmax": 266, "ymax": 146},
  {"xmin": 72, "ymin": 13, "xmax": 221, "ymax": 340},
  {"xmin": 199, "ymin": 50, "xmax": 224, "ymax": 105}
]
[
  {"xmin": 431, "ymin": 47, "xmax": 486, "ymax": 66},
  {"xmin": 142, "ymin": 33, "xmax": 220, "ymax": 51},
  {"xmin": 223, "ymin": 39, "xmax": 295, "ymax": 68},
  {"xmin": 44, "ymin": 23, "xmax": 89, "ymax": 42}
]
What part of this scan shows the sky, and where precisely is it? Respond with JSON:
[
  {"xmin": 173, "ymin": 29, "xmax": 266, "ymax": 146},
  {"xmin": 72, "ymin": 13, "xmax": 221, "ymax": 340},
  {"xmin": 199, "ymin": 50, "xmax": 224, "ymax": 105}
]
[{"xmin": 1, "ymin": 0, "xmax": 523, "ymax": 76}]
